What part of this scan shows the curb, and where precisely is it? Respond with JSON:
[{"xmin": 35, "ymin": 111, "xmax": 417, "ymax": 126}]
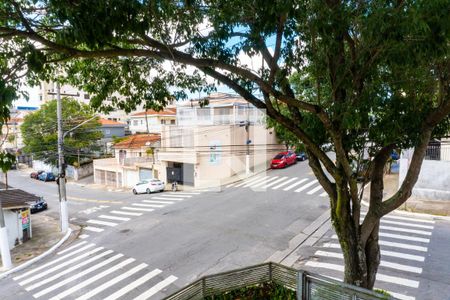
[
  {"xmin": 266, "ymin": 209, "xmax": 331, "ymax": 266},
  {"xmin": 0, "ymin": 228, "xmax": 73, "ymax": 280}
]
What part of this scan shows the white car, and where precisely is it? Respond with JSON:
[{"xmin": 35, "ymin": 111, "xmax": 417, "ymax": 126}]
[{"xmin": 132, "ymin": 179, "xmax": 165, "ymax": 194}]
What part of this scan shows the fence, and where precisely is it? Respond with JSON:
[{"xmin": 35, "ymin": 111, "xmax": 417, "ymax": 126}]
[
  {"xmin": 425, "ymin": 140, "xmax": 450, "ymax": 161},
  {"xmin": 164, "ymin": 262, "xmax": 395, "ymax": 300}
]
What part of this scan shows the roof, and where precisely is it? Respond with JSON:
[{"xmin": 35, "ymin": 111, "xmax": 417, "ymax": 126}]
[
  {"xmin": 130, "ymin": 108, "xmax": 176, "ymax": 117},
  {"xmin": 99, "ymin": 118, "xmax": 126, "ymax": 126},
  {"xmin": 113, "ymin": 134, "xmax": 161, "ymax": 149},
  {"xmin": 178, "ymin": 93, "xmax": 249, "ymax": 108},
  {"xmin": 0, "ymin": 189, "xmax": 40, "ymax": 210}
]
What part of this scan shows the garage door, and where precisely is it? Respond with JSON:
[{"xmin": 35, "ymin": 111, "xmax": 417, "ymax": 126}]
[
  {"xmin": 139, "ymin": 168, "xmax": 153, "ymax": 181},
  {"xmin": 95, "ymin": 170, "xmax": 105, "ymax": 185}
]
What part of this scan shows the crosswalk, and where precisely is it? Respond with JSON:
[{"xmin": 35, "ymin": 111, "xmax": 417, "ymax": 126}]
[
  {"xmin": 226, "ymin": 175, "xmax": 327, "ymax": 196},
  {"xmin": 79, "ymin": 192, "xmax": 201, "ymax": 238},
  {"xmin": 12, "ymin": 241, "xmax": 178, "ymax": 299},
  {"xmin": 299, "ymin": 212, "xmax": 436, "ymax": 300}
]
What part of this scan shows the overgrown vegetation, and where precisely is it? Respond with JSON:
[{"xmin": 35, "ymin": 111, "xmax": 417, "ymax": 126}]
[{"xmin": 204, "ymin": 282, "xmax": 296, "ymax": 300}]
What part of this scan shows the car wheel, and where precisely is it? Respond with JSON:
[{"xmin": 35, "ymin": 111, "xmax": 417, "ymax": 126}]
[
  {"xmin": 146, "ymin": 188, "xmax": 151, "ymax": 194},
  {"xmin": 132, "ymin": 189, "xmax": 137, "ymax": 195}
]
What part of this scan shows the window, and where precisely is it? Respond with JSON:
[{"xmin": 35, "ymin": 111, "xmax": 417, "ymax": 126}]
[
  {"xmin": 170, "ymin": 120, "xmax": 175, "ymax": 125},
  {"xmin": 140, "ymin": 120, "xmax": 144, "ymax": 125},
  {"xmin": 133, "ymin": 120, "xmax": 139, "ymax": 126},
  {"xmin": 105, "ymin": 129, "xmax": 111, "ymax": 135},
  {"xmin": 84, "ymin": 93, "xmax": 90, "ymax": 99},
  {"xmin": 161, "ymin": 119, "xmax": 165, "ymax": 124}
]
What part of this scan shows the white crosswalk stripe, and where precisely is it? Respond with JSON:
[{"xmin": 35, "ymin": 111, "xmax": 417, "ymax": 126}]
[
  {"xmin": 167, "ymin": 192, "xmax": 199, "ymax": 195},
  {"xmin": 307, "ymin": 184, "xmax": 323, "ymax": 195},
  {"xmin": 103, "ymin": 269, "xmax": 162, "ymax": 300},
  {"xmin": 319, "ymin": 191, "xmax": 328, "ymax": 197},
  {"xmin": 57, "ymin": 241, "xmax": 88, "ymax": 255},
  {"xmin": 98, "ymin": 215, "xmax": 131, "ymax": 222},
  {"xmin": 134, "ymin": 275, "xmax": 178, "ymax": 300},
  {"xmin": 132, "ymin": 203, "xmax": 165, "ymax": 208},
  {"xmin": 234, "ymin": 176, "xmax": 264, "ymax": 187},
  {"xmin": 110, "ymin": 210, "xmax": 143, "ymax": 216},
  {"xmin": 379, "ymin": 225, "xmax": 432, "ymax": 236},
  {"xmin": 251, "ymin": 176, "xmax": 280, "ymax": 188},
  {"xmin": 263, "ymin": 176, "xmax": 289, "ymax": 188},
  {"xmin": 329, "ymin": 235, "xmax": 428, "ymax": 252},
  {"xmin": 244, "ymin": 176, "xmax": 269, "ymax": 187},
  {"xmin": 84, "ymin": 226, "xmax": 104, "ymax": 232},
  {"xmin": 87, "ymin": 219, "xmax": 118, "ymax": 227},
  {"xmin": 121, "ymin": 206, "xmax": 154, "ymax": 212},
  {"xmin": 272, "ymin": 177, "xmax": 298, "ymax": 190},
  {"xmin": 79, "ymin": 234, "xmax": 89, "ymax": 239},
  {"xmin": 294, "ymin": 180, "xmax": 318, "ymax": 192},
  {"xmin": 283, "ymin": 178, "xmax": 308, "ymax": 191},
  {"xmin": 152, "ymin": 196, "xmax": 184, "ymax": 201},
  {"xmin": 143, "ymin": 200, "xmax": 175, "ymax": 204}
]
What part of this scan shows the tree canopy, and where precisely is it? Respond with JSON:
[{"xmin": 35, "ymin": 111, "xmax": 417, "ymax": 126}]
[
  {"xmin": 21, "ymin": 98, "xmax": 102, "ymax": 166},
  {"xmin": 1, "ymin": 0, "xmax": 449, "ymax": 289}
]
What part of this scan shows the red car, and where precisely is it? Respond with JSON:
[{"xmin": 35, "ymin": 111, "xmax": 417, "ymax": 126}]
[{"xmin": 271, "ymin": 151, "xmax": 297, "ymax": 169}]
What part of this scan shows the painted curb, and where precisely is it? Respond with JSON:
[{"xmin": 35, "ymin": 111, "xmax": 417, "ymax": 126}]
[{"xmin": 0, "ymin": 228, "xmax": 73, "ymax": 280}]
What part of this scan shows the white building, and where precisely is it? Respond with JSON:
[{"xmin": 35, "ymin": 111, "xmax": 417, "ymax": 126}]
[{"xmin": 129, "ymin": 108, "xmax": 176, "ymax": 134}]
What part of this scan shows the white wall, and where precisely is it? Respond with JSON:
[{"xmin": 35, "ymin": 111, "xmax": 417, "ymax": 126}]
[
  {"xmin": 4, "ymin": 210, "xmax": 21, "ymax": 249},
  {"xmin": 32, "ymin": 160, "xmax": 57, "ymax": 173},
  {"xmin": 124, "ymin": 169, "xmax": 140, "ymax": 188}
]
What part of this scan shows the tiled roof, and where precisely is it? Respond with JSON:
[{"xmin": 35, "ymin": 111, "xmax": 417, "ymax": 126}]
[
  {"xmin": 0, "ymin": 189, "xmax": 40, "ymax": 209},
  {"xmin": 130, "ymin": 108, "xmax": 176, "ymax": 117},
  {"xmin": 99, "ymin": 118, "xmax": 126, "ymax": 126},
  {"xmin": 113, "ymin": 134, "xmax": 161, "ymax": 149}
]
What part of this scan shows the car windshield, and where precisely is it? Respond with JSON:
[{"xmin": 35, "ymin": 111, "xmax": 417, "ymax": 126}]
[{"xmin": 274, "ymin": 154, "xmax": 285, "ymax": 159}]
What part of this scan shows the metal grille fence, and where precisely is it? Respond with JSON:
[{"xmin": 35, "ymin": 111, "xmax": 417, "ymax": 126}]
[{"xmin": 164, "ymin": 262, "xmax": 396, "ymax": 300}]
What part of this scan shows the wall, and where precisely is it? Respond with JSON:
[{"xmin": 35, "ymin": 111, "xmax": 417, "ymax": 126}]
[
  {"xmin": 124, "ymin": 169, "xmax": 140, "ymax": 188},
  {"xmin": 32, "ymin": 160, "xmax": 57, "ymax": 173},
  {"xmin": 66, "ymin": 163, "xmax": 94, "ymax": 181},
  {"xmin": 399, "ymin": 154, "xmax": 450, "ymax": 201},
  {"xmin": 101, "ymin": 126, "xmax": 125, "ymax": 139},
  {"xmin": 4, "ymin": 210, "xmax": 21, "ymax": 249}
]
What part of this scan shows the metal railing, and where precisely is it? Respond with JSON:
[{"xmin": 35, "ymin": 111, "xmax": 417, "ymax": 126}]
[
  {"xmin": 164, "ymin": 262, "xmax": 395, "ymax": 300},
  {"xmin": 425, "ymin": 141, "xmax": 450, "ymax": 161}
]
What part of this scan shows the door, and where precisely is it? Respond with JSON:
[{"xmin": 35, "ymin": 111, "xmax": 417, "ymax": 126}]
[{"xmin": 139, "ymin": 168, "xmax": 153, "ymax": 181}]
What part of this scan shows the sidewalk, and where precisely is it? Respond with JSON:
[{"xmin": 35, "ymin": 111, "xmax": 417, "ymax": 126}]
[{"xmin": 0, "ymin": 214, "xmax": 80, "ymax": 272}]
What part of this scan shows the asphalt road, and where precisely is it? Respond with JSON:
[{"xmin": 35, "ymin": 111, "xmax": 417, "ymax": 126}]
[{"xmin": 1, "ymin": 160, "xmax": 331, "ymax": 299}]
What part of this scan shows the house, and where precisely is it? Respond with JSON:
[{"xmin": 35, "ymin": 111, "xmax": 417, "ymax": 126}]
[
  {"xmin": 129, "ymin": 108, "xmax": 176, "ymax": 134},
  {"xmin": 0, "ymin": 187, "xmax": 37, "ymax": 249},
  {"xmin": 98, "ymin": 118, "xmax": 127, "ymax": 153},
  {"xmin": 93, "ymin": 134, "xmax": 161, "ymax": 188},
  {"xmin": 156, "ymin": 93, "xmax": 284, "ymax": 188}
]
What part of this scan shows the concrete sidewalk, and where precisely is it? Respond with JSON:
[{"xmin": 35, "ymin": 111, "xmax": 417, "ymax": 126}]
[{"xmin": 0, "ymin": 214, "xmax": 80, "ymax": 272}]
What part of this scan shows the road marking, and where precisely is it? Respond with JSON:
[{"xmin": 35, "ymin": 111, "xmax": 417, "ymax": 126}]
[
  {"xmin": 99, "ymin": 215, "xmax": 130, "ymax": 222},
  {"xmin": 330, "ymin": 235, "xmax": 428, "ymax": 252},
  {"xmin": 103, "ymin": 269, "xmax": 163, "ymax": 300},
  {"xmin": 263, "ymin": 176, "xmax": 289, "ymax": 188},
  {"xmin": 19, "ymin": 247, "xmax": 105, "ymax": 286},
  {"xmin": 13, "ymin": 244, "xmax": 96, "ymax": 281},
  {"xmin": 243, "ymin": 176, "xmax": 269, "ymax": 187},
  {"xmin": 143, "ymin": 200, "xmax": 175, "ymax": 204},
  {"xmin": 322, "ymin": 243, "xmax": 425, "ymax": 262},
  {"xmin": 234, "ymin": 176, "xmax": 264, "ymax": 187},
  {"xmin": 226, "ymin": 183, "xmax": 236, "ymax": 188},
  {"xmin": 272, "ymin": 177, "xmax": 298, "ymax": 190},
  {"xmin": 87, "ymin": 219, "xmax": 118, "ymax": 227},
  {"xmin": 388, "ymin": 292, "xmax": 416, "ymax": 300},
  {"xmin": 79, "ymin": 234, "xmax": 89, "ymax": 239},
  {"xmin": 111, "ymin": 210, "xmax": 143, "ymax": 216},
  {"xmin": 152, "ymin": 196, "xmax": 184, "ymax": 201},
  {"xmin": 283, "ymin": 178, "xmax": 308, "ymax": 191},
  {"xmin": 251, "ymin": 176, "xmax": 279, "ymax": 188},
  {"xmin": 314, "ymin": 250, "xmax": 422, "ymax": 274},
  {"xmin": 132, "ymin": 203, "xmax": 165, "ymax": 208},
  {"xmin": 379, "ymin": 232, "xmax": 430, "ymax": 243},
  {"xmin": 84, "ymin": 226, "xmax": 104, "ymax": 232},
  {"xmin": 67, "ymin": 197, "xmax": 123, "ymax": 204},
  {"xmin": 48, "ymin": 258, "xmax": 135, "ymax": 300},
  {"xmin": 24, "ymin": 250, "xmax": 114, "ymax": 291},
  {"xmin": 380, "ymin": 219, "xmax": 434, "ymax": 229},
  {"xmin": 294, "ymin": 180, "xmax": 318, "ymax": 192},
  {"xmin": 305, "ymin": 261, "xmax": 419, "ymax": 288},
  {"xmin": 380, "ymin": 225, "xmax": 432, "ymax": 236},
  {"xmin": 167, "ymin": 192, "xmax": 199, "ymax": 195},
  {"xmin": 134, "ymin": 275, "xmax": 178, "ymax": 300},
  {"xmin": 307, "ymin": 184, "xmax": 323, "ymax": 195},
  {"xmin": 32, "ymin": 253, "xmax": 124, "ymax": 298},
  {"xmin": 319, "ymin": 191, "xmax": 328, "ymax": 197},
  {"xmin": 159, "ymin": 194, "xmax": 193, "ymax": 198},
  {"xmin": 122, "ymin": 206, "xmax": 154, "ymax": 212},
  {"xmin": 361, "ymin": 212, "xmax": 435, "ymax": 224},
  {"xmin": 75, "ymin": 263, "xmax": 148, "ymax": 300},
  {"xmin": 57, "ymin": 241, "xmax": 87, "ymax": 255}
]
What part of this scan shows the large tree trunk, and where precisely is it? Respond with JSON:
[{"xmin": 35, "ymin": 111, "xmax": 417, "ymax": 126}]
[{"xmin": 332, "ymin": 181, "xmax": 381, "ymax": 289}]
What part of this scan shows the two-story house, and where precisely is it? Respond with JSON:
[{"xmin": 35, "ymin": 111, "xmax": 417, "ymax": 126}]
[
  {"xmin": 93, "ymin": 134, "xmax": 161, "ymax": 188},
  {"xmin": 129, "ymin": 108, "xmax": 176, "ymax": 134}
]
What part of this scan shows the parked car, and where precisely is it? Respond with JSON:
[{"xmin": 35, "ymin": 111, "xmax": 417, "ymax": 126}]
[
  {"xmin": 132, "ymin": 179, "xmax": 165, "ymax": 194},
  {"xmin": 296, "ymin": 152, "xmax": 308, "ymax": 161},
  {"xmin": 30, "ymin": 170, "xmax": 45, "ymax": 179},
  {"xmin": 38, "ymin": 172, "xmax": 56, "ymax": 182},
  {"xmin": 29, "ymin": 198, "xmax": 48, "ymax": 214},
  {"xmin": 271, "ymin": 151, "xmax": 297, "ymax": 169}
]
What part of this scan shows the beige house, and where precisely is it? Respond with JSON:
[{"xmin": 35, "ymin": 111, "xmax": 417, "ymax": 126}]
[
  {"xmin": 156, "ymin": 93, "xmax": 283, "ymax": 188},
  {"xmin": 129, "ymin": 108, "xmax": 176, "ymax": 134},
  {"xmin": 93, "ymin": 134, "xmax": 160, "ymax": 188}
]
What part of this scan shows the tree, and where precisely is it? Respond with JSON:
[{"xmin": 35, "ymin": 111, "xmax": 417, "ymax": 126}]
[
  {"xmin": 0, "ymin": 151, "xmax": 15, "ymax": 189},
  {"xmin": 21, "ymin": 98, "xmax": 103, "ymax": 166},
  {"xmin": 1, "ymin": 0, "xmax": 450, "ymax": 289}
]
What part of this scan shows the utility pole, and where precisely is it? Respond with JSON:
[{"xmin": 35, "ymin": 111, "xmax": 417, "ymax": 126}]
[{"xmin": 56, "ymin": 82, "xmax": 69, "ymax": 233}]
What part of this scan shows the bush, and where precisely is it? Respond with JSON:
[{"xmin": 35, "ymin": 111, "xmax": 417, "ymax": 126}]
[{"xmin": 204, "ymin": 282, "xmax": 296, "ymax": 300}]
